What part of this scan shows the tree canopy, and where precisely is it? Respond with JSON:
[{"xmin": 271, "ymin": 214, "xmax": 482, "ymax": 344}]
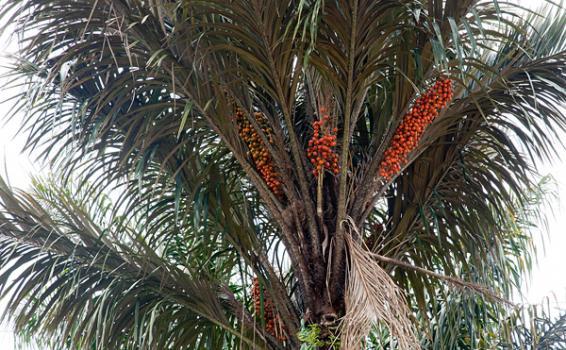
[{"xmin": 1, "ymin": 0, "xmax": 566, "ymax": 348}]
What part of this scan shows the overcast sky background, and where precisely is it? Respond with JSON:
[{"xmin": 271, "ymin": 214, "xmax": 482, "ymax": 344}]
[{"xmin": 0, "ymin": 0, "xmax": 564, "ymax": 349}]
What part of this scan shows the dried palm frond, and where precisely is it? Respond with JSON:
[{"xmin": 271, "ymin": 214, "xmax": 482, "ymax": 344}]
[{"xmin": 341, "ymin": 218, "xmax": 419, "ymax": 350}]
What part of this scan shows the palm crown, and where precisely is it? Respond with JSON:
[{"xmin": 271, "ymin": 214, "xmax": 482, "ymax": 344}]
[{"xmin": 1, "ymin": 0, "xmax": 566, "ymax": 348}]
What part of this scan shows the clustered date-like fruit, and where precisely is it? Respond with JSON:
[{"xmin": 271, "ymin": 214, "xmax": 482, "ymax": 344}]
[
  {"xmin": 235, "ymin": 109, "xmax": 282, "ymax": 195},
  {"xmin": 379, "ymin": 78, "xmax": 453, "ymax": 180},
  {"xmin": 251, "ymin": 277, "xmax": 287, "ymax": 341},
  {"xmin": 307, "ymin": 107, "xmax": 340, "ymax": 177}
]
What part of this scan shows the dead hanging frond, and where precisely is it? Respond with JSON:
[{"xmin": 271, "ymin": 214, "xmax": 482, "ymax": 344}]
[
  {"xmin": 341, "ymin": 214, "xmax": 514, "ymax": 349},
  {"xmin": 341, "ymin": 218, "xmax": 419, "ymax": 350}
]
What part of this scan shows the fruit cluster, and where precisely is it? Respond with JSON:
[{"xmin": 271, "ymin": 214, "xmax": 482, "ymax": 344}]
[
  {"xmin": 251, "ymin": 277, "xmax": 287, "ymax": 341},
  {"xmin": 307, "ymin": 108, "xmax": 340, "ymax": 177},
  {"xmin": 378, "ymin": 78, "xmax": 453, "ymax": 179},
  {"xmin": 235, "ymin": 109, "xmax": 282, "ymax": 195}
]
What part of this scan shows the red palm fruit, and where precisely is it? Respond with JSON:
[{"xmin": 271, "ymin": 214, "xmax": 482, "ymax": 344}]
[
  {"xmin": 250, "ymin": 277, "xmax": 287, "ymax": 342},
  {"xmin": 307, "ymin": 108, "xmax": 340, "ymax": 177},
  {"xmin": 378, "ymin": 78, "xmax": 453, "ymax": 180}
]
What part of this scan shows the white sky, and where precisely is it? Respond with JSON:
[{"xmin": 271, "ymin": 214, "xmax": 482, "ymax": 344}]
[{"xmin": 0, "ymin": 0, "xmax": 563, "ymax": 349}]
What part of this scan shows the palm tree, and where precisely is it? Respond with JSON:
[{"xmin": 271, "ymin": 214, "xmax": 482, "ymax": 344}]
[{"xmin": 1, "ymin": 0, "xmax": 566, "ymax": 348}]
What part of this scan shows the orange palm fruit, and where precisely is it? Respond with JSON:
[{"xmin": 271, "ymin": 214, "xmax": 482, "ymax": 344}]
[{"xmin": 378, "ymin": 78, "xmax": 453, "ymax": 180}]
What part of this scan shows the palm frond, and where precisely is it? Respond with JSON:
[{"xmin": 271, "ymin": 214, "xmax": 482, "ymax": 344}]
[{"xmin": 0, "ymin": 175, "xmax": 279, "ymax": 349}]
